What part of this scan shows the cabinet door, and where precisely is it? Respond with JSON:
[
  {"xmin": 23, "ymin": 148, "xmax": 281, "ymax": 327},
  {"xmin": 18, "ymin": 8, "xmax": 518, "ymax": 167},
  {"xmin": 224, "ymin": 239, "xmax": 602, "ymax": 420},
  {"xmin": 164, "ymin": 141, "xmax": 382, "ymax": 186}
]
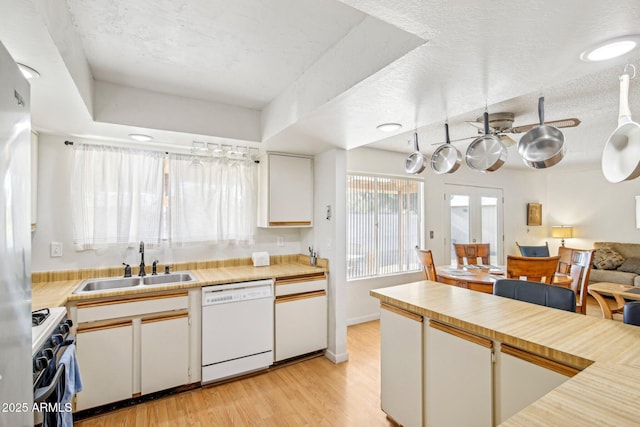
[
  {"xmin": 266, "ymin": 154, "xmax": 313, "ymax": 226},
  {"xmin": 426, "ymin": 321, "xmax": 493, "ymax": 427},
  {"xmin": 495, "ymin": 345, "xmax": 575, "ymax": 424},
  {"xmin": 141, "ymin": 313, "xmax": 190, "ymax": 394},
  {"xmin": 275, "ymin": 292, "xmax": 327, "ymax": 361},
  {"xmin": 380, "ymin": 304, "xmax": 423, "ymax": 427},
  {"xmin": 76, "ymin": 321, "xmax": 133, "ymax": 411}
]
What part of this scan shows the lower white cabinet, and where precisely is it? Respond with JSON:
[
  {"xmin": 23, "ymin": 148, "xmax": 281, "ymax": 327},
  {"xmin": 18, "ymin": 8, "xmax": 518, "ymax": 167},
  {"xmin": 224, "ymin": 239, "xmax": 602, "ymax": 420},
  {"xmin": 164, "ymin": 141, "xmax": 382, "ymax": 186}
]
[
  {"xmin": 76, "ymin": 321, "xmax": 133, "ymax": 411},
  {"xmin": 274, "ymin": 274, "xmax": 327, "ymax": 362},
  {"xmin": 495, "ymin": 344, "xmax": 575, "ymax": 424},
  {"xmin": 426, "ymin": 320, "xmax": 493, "ymax": 427},
  {"xmin": 141, "ymin": 313, "xmax": 190, "ymax": 395},
  {"xmin": 380, "ymin": 303, "xmax": 423, "ymax": 427}
]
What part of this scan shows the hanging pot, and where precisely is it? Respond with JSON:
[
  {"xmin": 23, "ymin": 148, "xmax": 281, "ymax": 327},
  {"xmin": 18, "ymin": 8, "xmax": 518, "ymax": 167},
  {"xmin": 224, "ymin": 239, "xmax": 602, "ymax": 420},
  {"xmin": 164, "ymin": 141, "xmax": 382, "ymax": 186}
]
[
  {"xmin": 465, "ymin": 111, "xmax": 507, "ymax": 172},
  {"xmin": 517, "ymin": 97, "xmax": 565, "ymax": 169},
  {"xmin": 431, "ymin": 123, "xmax": 461, "ymax": 174},
  {"xmin": 602, "ymin": 72, "xmax": 640, "ymax": 183},
  {"xmin": 404, "ymin": 131, "xmax": 426, "ymax": 174}
]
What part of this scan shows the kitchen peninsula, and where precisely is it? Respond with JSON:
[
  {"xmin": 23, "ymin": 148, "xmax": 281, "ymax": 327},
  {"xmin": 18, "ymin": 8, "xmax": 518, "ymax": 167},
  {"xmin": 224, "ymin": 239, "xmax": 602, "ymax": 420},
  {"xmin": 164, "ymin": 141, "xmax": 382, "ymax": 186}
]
[{"xmin": 371, "ymin": 280, "xmax": 640, "ymax": 426}]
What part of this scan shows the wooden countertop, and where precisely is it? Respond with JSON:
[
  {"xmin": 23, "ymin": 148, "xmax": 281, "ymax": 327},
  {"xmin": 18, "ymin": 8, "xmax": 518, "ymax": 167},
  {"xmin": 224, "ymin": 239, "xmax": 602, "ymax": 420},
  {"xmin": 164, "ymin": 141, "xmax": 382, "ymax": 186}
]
[
  {"xmin": 32, "ymin": 262, "xmax": 327, "ymax": 311},
  {"xmin": 371, "ymin": 280, "xmax": 640, "ymax": 426}
]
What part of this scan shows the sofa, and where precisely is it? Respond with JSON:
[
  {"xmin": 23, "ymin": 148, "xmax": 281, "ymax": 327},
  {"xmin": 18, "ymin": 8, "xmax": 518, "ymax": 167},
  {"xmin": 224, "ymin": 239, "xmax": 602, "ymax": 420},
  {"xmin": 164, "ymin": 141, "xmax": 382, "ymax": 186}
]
[{"xmin": 589, "ymin": 242, "xmax": 640, "ymax": 287}]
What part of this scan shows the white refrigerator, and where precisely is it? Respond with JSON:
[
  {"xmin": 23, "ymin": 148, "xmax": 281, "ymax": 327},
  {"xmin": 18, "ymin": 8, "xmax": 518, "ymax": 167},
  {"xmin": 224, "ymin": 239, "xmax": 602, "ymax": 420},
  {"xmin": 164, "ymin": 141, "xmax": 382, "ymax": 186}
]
[{"xmin": 0, "ymin": 40, "xmax": 33, "ymax": 426}]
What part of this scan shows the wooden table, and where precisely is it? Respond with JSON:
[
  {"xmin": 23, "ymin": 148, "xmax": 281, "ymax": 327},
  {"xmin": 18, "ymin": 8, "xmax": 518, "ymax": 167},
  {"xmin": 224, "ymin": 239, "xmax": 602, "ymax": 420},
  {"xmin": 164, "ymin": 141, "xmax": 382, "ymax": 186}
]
[
  {"xmin": 436, "ymin": 265, "xmax": 573, "ymax": 294},
  {"xmin": 587, "ymin": 282, "xmax": 640, "ymax": 319}
]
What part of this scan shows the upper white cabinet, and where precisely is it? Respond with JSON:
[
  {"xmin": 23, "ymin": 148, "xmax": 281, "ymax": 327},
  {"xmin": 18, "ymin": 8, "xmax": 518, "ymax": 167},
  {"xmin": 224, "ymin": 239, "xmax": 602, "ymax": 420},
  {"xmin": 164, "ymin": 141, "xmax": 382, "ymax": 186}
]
[
  {"xmin": 258, "ymin": 153, "xmax": 313, "ymax": 228},
  {"xmin": 30, "ymin": 130, "xmax": 37, "ymax": 232}
]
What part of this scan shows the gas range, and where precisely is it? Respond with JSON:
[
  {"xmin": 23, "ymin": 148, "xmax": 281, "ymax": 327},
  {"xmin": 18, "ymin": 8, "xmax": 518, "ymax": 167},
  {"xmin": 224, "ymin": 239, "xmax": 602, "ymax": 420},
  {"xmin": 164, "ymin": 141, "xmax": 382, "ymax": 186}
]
[{"xmin": 31, "ymin": 307, "xmax": 69, "ymax": 356}]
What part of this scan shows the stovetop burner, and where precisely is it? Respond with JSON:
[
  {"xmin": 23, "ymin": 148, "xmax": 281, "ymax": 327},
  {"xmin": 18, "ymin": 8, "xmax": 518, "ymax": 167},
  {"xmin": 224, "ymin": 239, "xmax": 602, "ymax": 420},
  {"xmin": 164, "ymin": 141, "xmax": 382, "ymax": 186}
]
[{"xmin": 32, "ymin": 308, "xmax": 50, "ymax": 327}]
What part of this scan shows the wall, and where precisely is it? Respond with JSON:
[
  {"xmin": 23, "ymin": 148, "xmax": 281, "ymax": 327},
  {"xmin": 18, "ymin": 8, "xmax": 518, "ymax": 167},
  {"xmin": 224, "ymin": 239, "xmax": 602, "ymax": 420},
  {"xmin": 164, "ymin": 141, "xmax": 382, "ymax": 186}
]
[
  {"xmin": 346, "ymin": 147, "xmax": 549, "ymax": 324},
  {"xmin": 302, "ymin": 148, "xmax": 348, "ymax": 363},
  {"xmin": 31, "ymin": 133, "xmax": 303, "ymax": 272},
  {"xmin": 545, "ymin": 165, "xmax": 640, "ymax": 253}
]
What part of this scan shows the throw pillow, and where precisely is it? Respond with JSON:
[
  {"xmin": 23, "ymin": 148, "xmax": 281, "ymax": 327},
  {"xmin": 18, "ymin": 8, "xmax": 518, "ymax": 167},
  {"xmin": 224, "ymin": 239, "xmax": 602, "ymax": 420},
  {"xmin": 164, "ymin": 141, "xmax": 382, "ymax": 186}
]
[
  {"xmin": 593, "ymin": 247, "xmax": 626, "ymax": 270},
  {"xmin": 618, "ymin": 257, "xmax": 640, "ymax": 274}
]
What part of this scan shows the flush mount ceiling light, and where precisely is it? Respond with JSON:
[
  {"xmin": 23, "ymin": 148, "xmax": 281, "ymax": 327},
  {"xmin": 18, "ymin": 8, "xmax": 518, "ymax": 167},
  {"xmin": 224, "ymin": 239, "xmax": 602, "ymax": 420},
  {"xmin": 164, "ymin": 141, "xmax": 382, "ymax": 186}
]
[
  {"xmin": 17, "ymin": 63, "xmax": 40, "ymax": 79},
  {"xmin": 128, "ymin": 133, "xmax": 153, "ymax": 142},
  {"xmin": 580, "ymin": 35, "xmax": 640, "ymax": 62},
  {"xmin": 376, "ymin": 123, "xmax": 403, "ymax": 132}
]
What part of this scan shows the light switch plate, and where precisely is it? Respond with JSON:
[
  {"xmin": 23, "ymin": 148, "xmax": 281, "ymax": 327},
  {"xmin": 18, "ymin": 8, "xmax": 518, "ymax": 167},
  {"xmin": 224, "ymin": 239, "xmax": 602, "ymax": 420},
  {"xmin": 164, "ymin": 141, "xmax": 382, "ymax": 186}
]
[{"xmin": 50, "ymin": 241, "xmax": 62, "ymax": 257}]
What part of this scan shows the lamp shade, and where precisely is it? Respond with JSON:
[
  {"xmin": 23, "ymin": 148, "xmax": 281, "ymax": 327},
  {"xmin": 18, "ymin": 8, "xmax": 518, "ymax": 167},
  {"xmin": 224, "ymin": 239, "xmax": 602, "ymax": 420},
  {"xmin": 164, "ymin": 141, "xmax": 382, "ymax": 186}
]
[{"xmin": 551, "ymin": 225, "xmax": 573, "ymax": 239}]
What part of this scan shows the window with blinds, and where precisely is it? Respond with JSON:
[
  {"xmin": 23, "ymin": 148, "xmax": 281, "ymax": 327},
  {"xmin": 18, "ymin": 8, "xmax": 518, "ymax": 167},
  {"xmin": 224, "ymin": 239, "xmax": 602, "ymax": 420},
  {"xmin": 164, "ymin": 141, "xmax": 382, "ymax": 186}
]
[{"xmin": 347, "ymin": 174, "xmax": 423, "ymax": 280}]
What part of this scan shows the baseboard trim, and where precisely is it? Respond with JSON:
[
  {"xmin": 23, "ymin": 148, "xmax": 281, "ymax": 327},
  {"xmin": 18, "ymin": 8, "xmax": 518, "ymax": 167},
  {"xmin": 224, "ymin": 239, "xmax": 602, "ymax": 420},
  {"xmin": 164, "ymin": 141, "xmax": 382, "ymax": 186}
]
[
  {"xmin": 325, "ymin": 349, "xmax": 349, "ymax": 364},
  {"xmin": 347, "ymin": 313, "xmax": 380, "ymax": 326}
]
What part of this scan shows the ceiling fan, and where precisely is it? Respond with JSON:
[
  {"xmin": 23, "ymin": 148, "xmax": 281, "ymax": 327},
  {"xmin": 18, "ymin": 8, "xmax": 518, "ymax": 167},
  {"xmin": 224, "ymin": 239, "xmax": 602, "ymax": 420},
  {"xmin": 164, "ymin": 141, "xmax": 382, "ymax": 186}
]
[
  {"xmin": 465, "ymin": 112, "xmax": 581, "ymax": 146},
  {"xmin": 430, "ymin": 112, "xmax": 581, "ymax": 147}
]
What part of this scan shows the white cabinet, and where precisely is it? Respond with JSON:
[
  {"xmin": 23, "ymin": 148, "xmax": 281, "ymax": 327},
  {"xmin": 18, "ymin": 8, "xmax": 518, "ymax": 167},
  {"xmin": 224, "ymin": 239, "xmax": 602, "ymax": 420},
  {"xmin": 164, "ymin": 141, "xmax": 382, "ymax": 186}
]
[
  {"xmin": 380, "ymin": 303, "xmax": 423, "ymax": 427},
  {"xmin": 141, "ymin": 312, "xmax": 190, "ymax": 395},
  {"xmin": 274, "ymin": 274, "xmax": 327, "ymax": 361},
  {"xmin": 70, "ymin": 290, "xmax": 196, "ymax": 411},
  {"xmin": 76, "ymin": 321, "xmax": 133, "ymax": 411},
  {"xmin": 258, "ymin": 153, "xmax": 313, "ymax": 227},
  {"xmin": 30, "ymin": 130, "xmax": 37, "ymax": 232},
  {"xmin": 495, "ymin": 344, "xmax": 575, "ymax": 424},
  {"xmin": 426, "ymin": 320, "xmax": 493, "ymax": 427}
]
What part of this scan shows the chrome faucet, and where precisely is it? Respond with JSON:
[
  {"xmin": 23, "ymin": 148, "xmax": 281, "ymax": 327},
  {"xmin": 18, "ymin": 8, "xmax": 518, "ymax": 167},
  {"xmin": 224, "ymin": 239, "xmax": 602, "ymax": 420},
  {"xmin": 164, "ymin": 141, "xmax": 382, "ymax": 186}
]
[{"xmin": 139, "ymin": 241, "xmax": 146, "ymax": 277}]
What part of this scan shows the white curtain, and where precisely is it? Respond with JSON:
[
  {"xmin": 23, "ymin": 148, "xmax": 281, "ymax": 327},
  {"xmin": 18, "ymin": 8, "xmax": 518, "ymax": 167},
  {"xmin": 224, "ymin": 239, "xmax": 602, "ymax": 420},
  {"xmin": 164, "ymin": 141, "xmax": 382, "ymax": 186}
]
[
  {"xmin": 71, "ymin": 144, "xmax": 165, "ymax": 250},
  {"xmin": 168, "ymin": 154, "xmax": 257, "ymax": 245}
]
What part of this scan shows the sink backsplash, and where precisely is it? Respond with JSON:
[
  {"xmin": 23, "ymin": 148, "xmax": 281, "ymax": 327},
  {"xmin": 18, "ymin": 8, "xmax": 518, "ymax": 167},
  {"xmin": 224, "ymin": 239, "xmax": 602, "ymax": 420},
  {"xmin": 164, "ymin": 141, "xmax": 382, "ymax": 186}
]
[{"xmin": 32, "ymin": 254, "xmax": 325, "ymax": 283}]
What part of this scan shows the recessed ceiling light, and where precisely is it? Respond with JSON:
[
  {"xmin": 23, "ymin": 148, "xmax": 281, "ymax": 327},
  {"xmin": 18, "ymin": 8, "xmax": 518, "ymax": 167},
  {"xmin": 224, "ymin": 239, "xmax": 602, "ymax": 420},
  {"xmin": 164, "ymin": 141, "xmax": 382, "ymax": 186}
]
[
  {"xmin": 128, "ymin": 133, "xmax": 153, "ymax": 142},
  {"xmin": 580, "ymin": 35, "xmax": 640, "ymax": 62},
  {"xmin": 376, "ymin": 123, "xmax": 403, "ymax": 132},
  {"xmin": 17, "ymin": 63, "xmax": 40, "ymax": 79}
]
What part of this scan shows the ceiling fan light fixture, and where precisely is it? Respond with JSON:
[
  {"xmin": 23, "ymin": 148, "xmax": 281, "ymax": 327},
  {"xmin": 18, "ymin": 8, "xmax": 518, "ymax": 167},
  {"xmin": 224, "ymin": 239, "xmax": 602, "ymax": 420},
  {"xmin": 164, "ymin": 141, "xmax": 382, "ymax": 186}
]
[
  {"xmin": 580, "ymin": 36, "xmax": 640, "ymax": 62},
  {"xmin": 376, "ymin": 123, "xmax": 402, "ymax": 132},
  {"xmin": 128, "ymin": 133, "xmax": 153, "ymax": 142}
]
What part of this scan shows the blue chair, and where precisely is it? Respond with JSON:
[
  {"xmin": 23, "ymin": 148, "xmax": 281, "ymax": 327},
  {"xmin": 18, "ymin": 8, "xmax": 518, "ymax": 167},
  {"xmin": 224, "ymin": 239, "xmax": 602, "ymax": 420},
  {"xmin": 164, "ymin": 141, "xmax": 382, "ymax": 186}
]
[
  {"xmin": 516, "ymin": 241, "xmax": 550, "ymax": 257},
  {"xmin": 493, "ymin": 279, "xmax": 576, "ymax": 312},
  {"xmin": 623, "ymin": 301, "xmax": 640, "ymax": 326}
]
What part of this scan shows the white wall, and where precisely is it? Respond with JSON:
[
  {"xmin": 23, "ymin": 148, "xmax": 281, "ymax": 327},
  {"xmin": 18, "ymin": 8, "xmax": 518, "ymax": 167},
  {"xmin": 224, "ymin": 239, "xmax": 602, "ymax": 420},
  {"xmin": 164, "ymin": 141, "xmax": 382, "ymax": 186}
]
[
  {"xmin": 346, "ymin": 147, "xmax": 550, "ymax": 324},
  {"xmin": 545, "ymin": 165, "xmax": 640, "ymax": 253},
  {"xmin": 31, "ymin": 133, "xmax": 303, "ymax": 272},
  {"xmin": 302, "ymin": 148, "xmax": 348, "ymax": 363}
]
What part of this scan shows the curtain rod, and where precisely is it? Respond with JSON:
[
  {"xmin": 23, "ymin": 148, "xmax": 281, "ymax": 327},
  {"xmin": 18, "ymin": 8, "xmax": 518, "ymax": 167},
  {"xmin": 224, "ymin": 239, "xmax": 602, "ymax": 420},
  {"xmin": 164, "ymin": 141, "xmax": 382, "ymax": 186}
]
[{"xmin": 63, "ymin": 140, "xmax": 261, "ymax": 163}]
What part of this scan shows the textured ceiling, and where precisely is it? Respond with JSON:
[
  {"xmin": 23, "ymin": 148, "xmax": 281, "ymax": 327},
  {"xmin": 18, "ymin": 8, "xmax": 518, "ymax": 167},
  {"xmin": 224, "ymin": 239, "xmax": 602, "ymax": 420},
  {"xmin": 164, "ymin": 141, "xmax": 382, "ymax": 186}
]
[{"xmin": 2, "ymin": 0, "xmax": 640, "ymax": 171}]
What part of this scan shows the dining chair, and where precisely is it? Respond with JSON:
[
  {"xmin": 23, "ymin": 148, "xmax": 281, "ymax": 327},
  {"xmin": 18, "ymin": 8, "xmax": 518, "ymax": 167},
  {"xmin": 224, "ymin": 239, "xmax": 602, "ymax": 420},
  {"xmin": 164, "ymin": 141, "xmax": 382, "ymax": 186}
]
[
  {"xmin": 623, "ymin": 301, "xmax": 640, "ymax": 326},
  {"xmin": 505, "ymin": 255, "xmax": 560, "ymax": 284},
  {"xmin": 557, "ymin": 247, "xmax": 594, "ymax": 315},
  {"xmin": 453, "ymin": 243, "xmax": 490, "ymax": 266},
  {"xmin": 493, "ymin": 279, "xmax": 576, "ymax": 312},
  {"xmin": 516, "ymin": 241, "xmax": 550, "ymax": 257},
  {"xmin": 415, "ymin": 246, "xmax": 437, "ymax": 281}
]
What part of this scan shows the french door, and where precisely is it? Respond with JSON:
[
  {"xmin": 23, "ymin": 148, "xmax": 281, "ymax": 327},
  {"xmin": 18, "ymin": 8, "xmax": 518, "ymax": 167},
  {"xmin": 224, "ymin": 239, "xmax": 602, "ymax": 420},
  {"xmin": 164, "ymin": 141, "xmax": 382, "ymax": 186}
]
[{"xmin": 444, "ymin": 184, "xmax": 503, "ymax": 265}]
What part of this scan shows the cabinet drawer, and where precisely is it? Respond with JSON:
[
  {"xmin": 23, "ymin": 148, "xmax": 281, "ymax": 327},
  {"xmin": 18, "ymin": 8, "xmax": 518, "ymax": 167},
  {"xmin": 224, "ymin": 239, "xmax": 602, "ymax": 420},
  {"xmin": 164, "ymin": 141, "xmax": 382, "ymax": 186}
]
[
  {"xmin": 275, "ymin": 277, "xmax": 327, "ymax": 296},
  {"xmin": 76, "ymin": 291, "xmax": 189, "ymax": 323}
]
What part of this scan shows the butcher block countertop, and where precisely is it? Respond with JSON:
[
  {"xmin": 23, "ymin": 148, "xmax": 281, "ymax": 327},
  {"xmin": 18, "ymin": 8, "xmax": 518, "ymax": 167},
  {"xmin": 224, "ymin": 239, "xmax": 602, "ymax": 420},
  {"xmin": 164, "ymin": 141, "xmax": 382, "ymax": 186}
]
[
  {"xmin": 32, "ymin": 255, "xmax": 327, "ymax": 311},
  {"xmin": 371, "ymin": 280, "xmax": 640, "ymax": 426}
]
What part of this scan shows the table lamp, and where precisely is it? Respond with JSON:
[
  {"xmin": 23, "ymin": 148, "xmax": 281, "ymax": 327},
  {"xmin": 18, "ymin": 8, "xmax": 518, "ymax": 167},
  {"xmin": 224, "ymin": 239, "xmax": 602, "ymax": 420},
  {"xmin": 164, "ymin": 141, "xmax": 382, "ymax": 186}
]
[{"xmin": 551, "ymin": 225, "xmax": 573, "ymax": 247}]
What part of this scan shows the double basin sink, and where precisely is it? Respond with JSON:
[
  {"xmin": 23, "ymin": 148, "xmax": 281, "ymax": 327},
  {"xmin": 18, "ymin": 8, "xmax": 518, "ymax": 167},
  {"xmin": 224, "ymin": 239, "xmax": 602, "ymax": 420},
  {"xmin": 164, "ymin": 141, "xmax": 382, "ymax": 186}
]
[{"xmin": 73, "ymin": 272, "xmax": 197, "ymax": 294}]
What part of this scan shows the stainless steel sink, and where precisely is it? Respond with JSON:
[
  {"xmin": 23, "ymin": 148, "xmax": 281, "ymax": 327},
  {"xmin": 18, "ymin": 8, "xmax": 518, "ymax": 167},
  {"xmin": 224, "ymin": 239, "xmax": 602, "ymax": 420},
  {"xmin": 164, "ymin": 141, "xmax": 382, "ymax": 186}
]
[
  {"xmin": 73, "ymin": 271, "xmax": 196, "ymax": 293},
  {"xmin": 142, "ymin": 272, "xmax": 196, "ymax": 286},
  {"xmin": 73, "ymin": 277, "xmax": 142, "ymax": 293}
]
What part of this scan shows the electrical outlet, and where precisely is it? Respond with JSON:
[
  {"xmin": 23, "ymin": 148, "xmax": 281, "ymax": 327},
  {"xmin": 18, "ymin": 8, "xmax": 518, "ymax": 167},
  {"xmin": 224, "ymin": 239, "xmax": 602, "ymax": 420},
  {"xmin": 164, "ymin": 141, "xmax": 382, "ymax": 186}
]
[
  {"xmin": 276, "ymin": 236, "xmax": 285, "ymax": 247},
  {"xmin": 50, "ymin": 241, "xmax": 63, "ymax": 257}
]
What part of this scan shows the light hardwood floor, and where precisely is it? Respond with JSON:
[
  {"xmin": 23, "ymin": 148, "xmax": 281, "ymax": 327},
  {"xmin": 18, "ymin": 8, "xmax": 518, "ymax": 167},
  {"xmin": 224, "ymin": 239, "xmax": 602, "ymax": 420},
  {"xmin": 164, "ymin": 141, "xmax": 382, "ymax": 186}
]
[
  {"xmin": 74, "ymin": 320, "xmax": 393, "ymax": 427},
  {"xmin": 74, "ymin": 295, "xmax": 617, "ymax": 427}
]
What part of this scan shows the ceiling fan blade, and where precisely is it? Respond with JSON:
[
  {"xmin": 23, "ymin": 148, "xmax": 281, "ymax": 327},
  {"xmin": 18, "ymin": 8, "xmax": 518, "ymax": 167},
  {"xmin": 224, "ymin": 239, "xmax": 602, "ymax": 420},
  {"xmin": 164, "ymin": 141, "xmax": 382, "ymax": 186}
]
[{"xmin": 509, "ymin": 118, "xmax": 581, "ymax": 134}]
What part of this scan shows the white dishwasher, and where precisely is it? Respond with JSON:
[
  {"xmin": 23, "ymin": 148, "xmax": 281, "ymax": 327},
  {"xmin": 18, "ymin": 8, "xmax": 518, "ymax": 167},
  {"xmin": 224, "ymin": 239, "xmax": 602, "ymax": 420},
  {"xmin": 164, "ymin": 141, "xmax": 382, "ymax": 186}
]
[{"xmin": 201, "ymin": 279, "xmax": 274, "ymax": 383}]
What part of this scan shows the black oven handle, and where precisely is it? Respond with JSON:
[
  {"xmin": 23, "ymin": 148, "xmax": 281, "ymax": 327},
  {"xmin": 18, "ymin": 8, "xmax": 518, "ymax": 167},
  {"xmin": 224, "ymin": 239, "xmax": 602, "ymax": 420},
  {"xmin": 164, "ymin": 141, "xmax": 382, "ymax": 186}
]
[
  {"xmin": 34, "ymin": 364, "xmax": 65, "ymax": 403},
  {"xmin": 33, "ymin": 337, "xmax": 76, "ymax": 404}
]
